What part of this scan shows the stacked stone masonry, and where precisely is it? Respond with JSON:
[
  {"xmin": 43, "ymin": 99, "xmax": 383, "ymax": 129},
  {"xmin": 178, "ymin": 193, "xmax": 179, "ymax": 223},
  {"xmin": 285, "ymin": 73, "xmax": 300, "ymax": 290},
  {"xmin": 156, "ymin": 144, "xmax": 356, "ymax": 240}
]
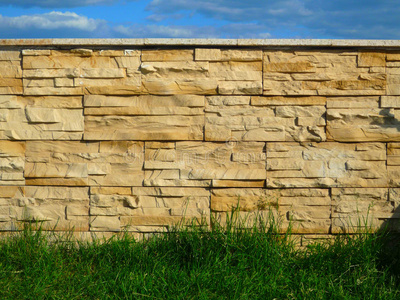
[{"xmin": 1, "ymin": 40, "xmax": 400, "ymax": 243}]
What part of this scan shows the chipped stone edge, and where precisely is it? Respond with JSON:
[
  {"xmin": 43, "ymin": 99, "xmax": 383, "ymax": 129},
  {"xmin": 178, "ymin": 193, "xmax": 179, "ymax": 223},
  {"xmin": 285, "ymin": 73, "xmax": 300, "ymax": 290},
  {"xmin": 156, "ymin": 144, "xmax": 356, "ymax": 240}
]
[{"xmin": 0, "ymin": 39, "xmax": 400, "ymax": 48}]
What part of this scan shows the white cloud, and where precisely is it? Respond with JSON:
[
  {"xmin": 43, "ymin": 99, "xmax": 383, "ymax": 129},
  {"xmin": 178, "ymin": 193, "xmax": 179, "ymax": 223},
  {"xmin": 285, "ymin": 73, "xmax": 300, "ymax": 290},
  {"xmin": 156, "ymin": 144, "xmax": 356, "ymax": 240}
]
[
  {"xmin": 0, "ymin": 11, "xmax": 104, "ymax": 31},
  {"xmin": 0, "ymin": 0, "xmax": 134, "ymax": 8}
]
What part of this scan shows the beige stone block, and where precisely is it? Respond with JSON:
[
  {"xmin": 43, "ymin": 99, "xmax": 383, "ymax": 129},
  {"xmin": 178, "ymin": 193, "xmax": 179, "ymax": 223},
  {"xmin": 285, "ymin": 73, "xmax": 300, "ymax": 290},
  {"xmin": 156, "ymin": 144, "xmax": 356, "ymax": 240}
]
[
  {"xmin": 22, "ymin": 49, "xmax": 51, "ymax": 56},
  {"xmin": 0, "ymin": 186, "xmax": 24, "ymax": 198},
  {"xmin": 327, "ymin": 107, "xmax": 400, "ymax": 142},
  {"xmin": 264, "ymin": 62, "xmax": 316, "ymax": 73},
  {"xmin": 387, "ymin": 73, "xmax": 400, "ymax": 95},
  {"xmin": 207, "ymin": 96, "xmax": 250, "ymax": 106},
  {"xmin": 91, "ymin": 187, "xmax": 132, "ymax": 195},
  {"xmin": 132, "ymin": 186, "xmax": 209, "ymax": 197},
  {"xmin": 275, "ymin": 105, "xmax": 325, "ymax": 118},
  {"xmin": 381, "ymin": 96, "xmax": 400, "ymax": 108},
  {"xmin": 66, "ymin": 205, "xmax": 89, "ymax": 218},
  {"xmin": 327, "ymin": 126, "xmax": 400, "ymax": 142},
  {"xmin": 332, "ymin": 187, "xmax": 391, "ymax": 232},
  {"xmin": 24, "ymin": 106, "xmax": 60, "ymax": 123},
  {"xmin": 358, "ymin": 52, "xmax": 386, "ymax": 67},
  {"xmin": 89, "ymin": 163, "xmax": 143, "ymax": 186},
  {"xmin": 25, "ymin": 177, "xmax": 88, "ymax": 186},
  {"xmin": 100, "ymin": 141, "xmax": 143, "ymax": 155},
  {"xmin": 389, "ymin": 166, "xmax": 400, "ymax": 187},
  {"xmin": 114, "ymin": 56, "xmax": 140, "ymax": 69},
  {"xmin": 251, "ymin": 96, "xmax": 326, "ymax": 106},
  {"xmin": 84, "ymin": 115, "xmax": 203, "ymax": 141},
  {"xmin": 143, "ymin": 179, "xmax": 211, "ymax": 187},
  {"xmin": 387, "ymin": 53, "xmax": 400, "ymax": 61},
  {"xmin": 23, "ymin": 79, "xmax": 54, "ymax": 87},
  {"xmin": 23, "ymin": 56, "xmax": 117, "ymax": 69},
  {"xmin": 84, "ymin": 94, "xmax": 204, "ymax": 108},
  {"xmin": 97, "ymin": 50, "xmax": 125, "ymax": 56},
  {"xmin": 327, "ymin": 97, "xmax": 379, "ymax": 108},
  {"xmin": 195, "ymin": 49, "xmax": 221, "ymax": 61},
  {"xmin": 120, "ymin": 215, "xmax": 202, "ymax": 226},
  {"xmin": 0, "ymin": 65, "xmax": 22, "ymax": 78},
  {"xmin": 71, "ymin": 49, "xmax": 93, "ymax": 56},
  {"xmin": 90, "ymin": 194, "xmax": 139, "ymax": 208},
  {"xmin": 142, "ymin": 79, "xmax": 217, "ymax": 95},
  {"xmin": 212, "ymin": 180, "xmax": 264, "ymax": 188},
  {"xmin": 0, "ymin": 95, "xmax": 20, "ymax": 109},
  {"xmin": 50, "ymin": 50, "xmax": 92, "ymax": 57},
  {"xmin": 84, "ymin": 85, "xmax": 142, "ymax": 95},
  {"xmin": 25, "ymin": 186, "xmax": 89, "ymax": 200},
  {"xmin": 25, "ymin": 163, "xmax": 88, "ymax": 178},
  {"xmin": 90, "ymin": 216, "xmax": 121, "ymax": 231},
  {"xmin": 0, "ymin": 78, "xmax": 22, "ymax": 89},
  {"xmin": 23, "ymin": 68, "xmax": 80, "ymax": 79},
  {"xmin": 145, "ymin": 170, "xmax": 180, "ymax": 180},
  {"xmin": 210, "ymin": 61, "xmax": 262, "ymax": 80},
  {"xmin": 85, "ymin": 106, "xmax": 203, "ymax": 116},
  {"xmin": 24, "ymin": 87, "xmax": 84, "ymax": 96},
  {"xmin": 26, "ymin": 141, "xmax": 98, "ymax": 156},
  {"xmin": 4, "ymin": 130, "xmax": 83, "ymax": 141},
  {"xmin": 142, "ymin": 50, "xmax": 193, "ymax": 61},
  {"xmin": 54, "ymin": 78, "xmax": 74, "ymax": 87},
  {"xmin": 291, "ymin": 73, "xmax": 333, "ymax": 81},
  {"xmin": 80, "ymin": 68, "xmax": 125, "ymax": 78},
  {"xmin": 221, "ymin": 50, "xmax": 262, "ymax": 61},
  {"xmin": 141, "ymin": 61, "xmax": 209, "ymax": 79},
  {"xmin": 0, "ymin": 141, "xmax": 25, "ymax": 156},
  {"xmin": 0, "ymin": 51, "xmax": 20, "ymax": 61},
  {"xmin": 267, "ymin": 142, "xmax": 387, "ymax": 188},
  {"xmin": 218, "ymin": 81, "xmax": 262, "ymax": 95}
]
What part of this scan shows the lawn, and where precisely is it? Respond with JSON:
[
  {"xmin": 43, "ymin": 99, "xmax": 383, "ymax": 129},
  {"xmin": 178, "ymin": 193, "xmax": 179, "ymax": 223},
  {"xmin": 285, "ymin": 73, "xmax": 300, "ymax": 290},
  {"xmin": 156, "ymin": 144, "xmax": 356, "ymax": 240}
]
[{"xmin": 0, "ymin": 213, "xmax": 399, "ymax": 299}]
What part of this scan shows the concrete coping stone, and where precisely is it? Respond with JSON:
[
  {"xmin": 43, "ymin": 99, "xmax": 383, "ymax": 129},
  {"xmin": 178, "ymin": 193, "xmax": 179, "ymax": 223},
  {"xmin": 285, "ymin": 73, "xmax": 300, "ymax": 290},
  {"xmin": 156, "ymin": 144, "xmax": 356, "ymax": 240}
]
[{"xmin": 0, "ymin": 39, "xmax": 400, "ymax": 48}]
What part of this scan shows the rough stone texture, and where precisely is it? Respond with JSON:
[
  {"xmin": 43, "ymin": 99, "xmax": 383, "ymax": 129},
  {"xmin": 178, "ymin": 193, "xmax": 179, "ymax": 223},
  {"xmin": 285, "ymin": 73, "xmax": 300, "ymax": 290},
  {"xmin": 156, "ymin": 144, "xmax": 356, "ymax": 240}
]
[
  {"xmin": 267, "ymin": 142, "xmax": 387, "ymax": 188},
  {"xmin": 331, "ymin": 188, "xmax": 396, "ymax": 233},
  {"xmin": 144, "ymin": 141, "xmax": 265, "ymax": 187},
  {"xmin": 0, "ymin": 43, "xmax": 399, "ymax": 237},
  {"xmin": 206, "ymin": 96, "xmax": 326, "ymax": 142},
  {"xmin": 263, "ymin": 51, "xmax": 386, "ymax": 96}
]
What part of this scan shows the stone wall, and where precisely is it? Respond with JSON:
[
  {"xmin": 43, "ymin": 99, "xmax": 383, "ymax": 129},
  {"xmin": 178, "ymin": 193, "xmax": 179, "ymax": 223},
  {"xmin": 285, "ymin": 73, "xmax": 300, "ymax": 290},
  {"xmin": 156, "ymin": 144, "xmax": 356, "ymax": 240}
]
[{"xmin": 1, "ymin": 39, "xmax": 400, "ymax": 242}]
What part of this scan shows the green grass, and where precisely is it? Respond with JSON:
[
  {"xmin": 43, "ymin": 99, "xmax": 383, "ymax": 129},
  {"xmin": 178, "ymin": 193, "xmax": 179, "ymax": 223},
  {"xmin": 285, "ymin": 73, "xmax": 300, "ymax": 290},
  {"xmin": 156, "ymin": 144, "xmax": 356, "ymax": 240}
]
[{"xmin": 0, "ymin": 213, "xmax": 400, "ymax": 299}]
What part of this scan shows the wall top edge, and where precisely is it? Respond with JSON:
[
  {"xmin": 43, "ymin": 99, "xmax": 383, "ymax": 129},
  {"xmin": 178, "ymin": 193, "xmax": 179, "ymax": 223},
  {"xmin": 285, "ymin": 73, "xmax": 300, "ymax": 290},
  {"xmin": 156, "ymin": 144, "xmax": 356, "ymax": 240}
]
[{"xmin": 1, "ymin": 38, "xmax": 400, "ymax": 48}]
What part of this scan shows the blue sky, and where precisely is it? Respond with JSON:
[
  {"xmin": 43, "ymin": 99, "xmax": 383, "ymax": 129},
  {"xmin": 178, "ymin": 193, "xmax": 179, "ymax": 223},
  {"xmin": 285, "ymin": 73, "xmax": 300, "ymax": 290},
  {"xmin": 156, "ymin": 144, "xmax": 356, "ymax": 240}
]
[{"xmin": 0, "ymin": 0, "xmax": 399, "ymax": 39}]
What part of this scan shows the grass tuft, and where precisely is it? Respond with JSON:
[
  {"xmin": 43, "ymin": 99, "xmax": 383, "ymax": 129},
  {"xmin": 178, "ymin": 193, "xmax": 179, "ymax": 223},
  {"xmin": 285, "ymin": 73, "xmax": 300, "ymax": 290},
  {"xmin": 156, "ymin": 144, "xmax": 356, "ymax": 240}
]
[{"xmin": 0, "ymin": 211, "xmax": 399, "ymax": 299}]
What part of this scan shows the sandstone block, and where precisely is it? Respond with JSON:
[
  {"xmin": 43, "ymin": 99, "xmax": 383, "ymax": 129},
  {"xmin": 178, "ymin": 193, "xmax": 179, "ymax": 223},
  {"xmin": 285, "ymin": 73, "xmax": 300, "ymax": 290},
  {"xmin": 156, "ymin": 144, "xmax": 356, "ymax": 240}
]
[
  {"xmin": 25, "ymin": 163, "xmax": 88, "ymax": 178},
  {"xmin": 84, "ymin": 115, "xmax": 203, "ymax": 141},
  {"xmin": 142, "ymin": 50, "xmax": 193, "ymax": 61},
  {"xmin": 358, "ymin": 52, "xmax": 386, "ymax": 67},
  {"xmin": 327, "ymin": 107, "xmax": 400, "ymax": 142},
  {"xmin": 23, "ymin": 56, "xmax": 117, "ymax": 69},
  {"xmin": 327, "ymin": 97, "xmax": 379, "ymax": 108},
  {"xmin": 24, "ymin": 87, "xmax": 84, "ymax": 96},
  {"xmin": 218, "ymin": 81, "xmax": 262, "ymax": 95},
  {"xmin": 90, "ymin": 216, "xmax": 121, "ymax": 231},
  {"xmin": 267, "ymin": 142, "xmax": 387, "ymax": 188},
  {"xmin": 142, "ymin": 79, "xmax": 218, "ymax": 95},
  {"xmin": 251, "ymin": 96, "xmax": 326, "ymax": 106},
  {"xmin": 25, "ymin": 186, "xmax": 89, "ymax": 200},
  {"xmin": 22, "ymin": 50, "xmax": 51, "ymax": 56},
  {"xmin": 332, "ymin": 188, "xmax": 391, "ymax": 233},
  {"xmin": 195, "ymin": 49, "xmax": 221, "ymax": 61},
  {"xmin": 381, "ymin": 96, "xmax": 400, "ymax": 108},
  {"xmin": 221, "ymin": 50, "xmax": 262, "ymax": 61},
  {"xmin": 0, "ymin": 51, "xmax": 20, "ymax": 61}
]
